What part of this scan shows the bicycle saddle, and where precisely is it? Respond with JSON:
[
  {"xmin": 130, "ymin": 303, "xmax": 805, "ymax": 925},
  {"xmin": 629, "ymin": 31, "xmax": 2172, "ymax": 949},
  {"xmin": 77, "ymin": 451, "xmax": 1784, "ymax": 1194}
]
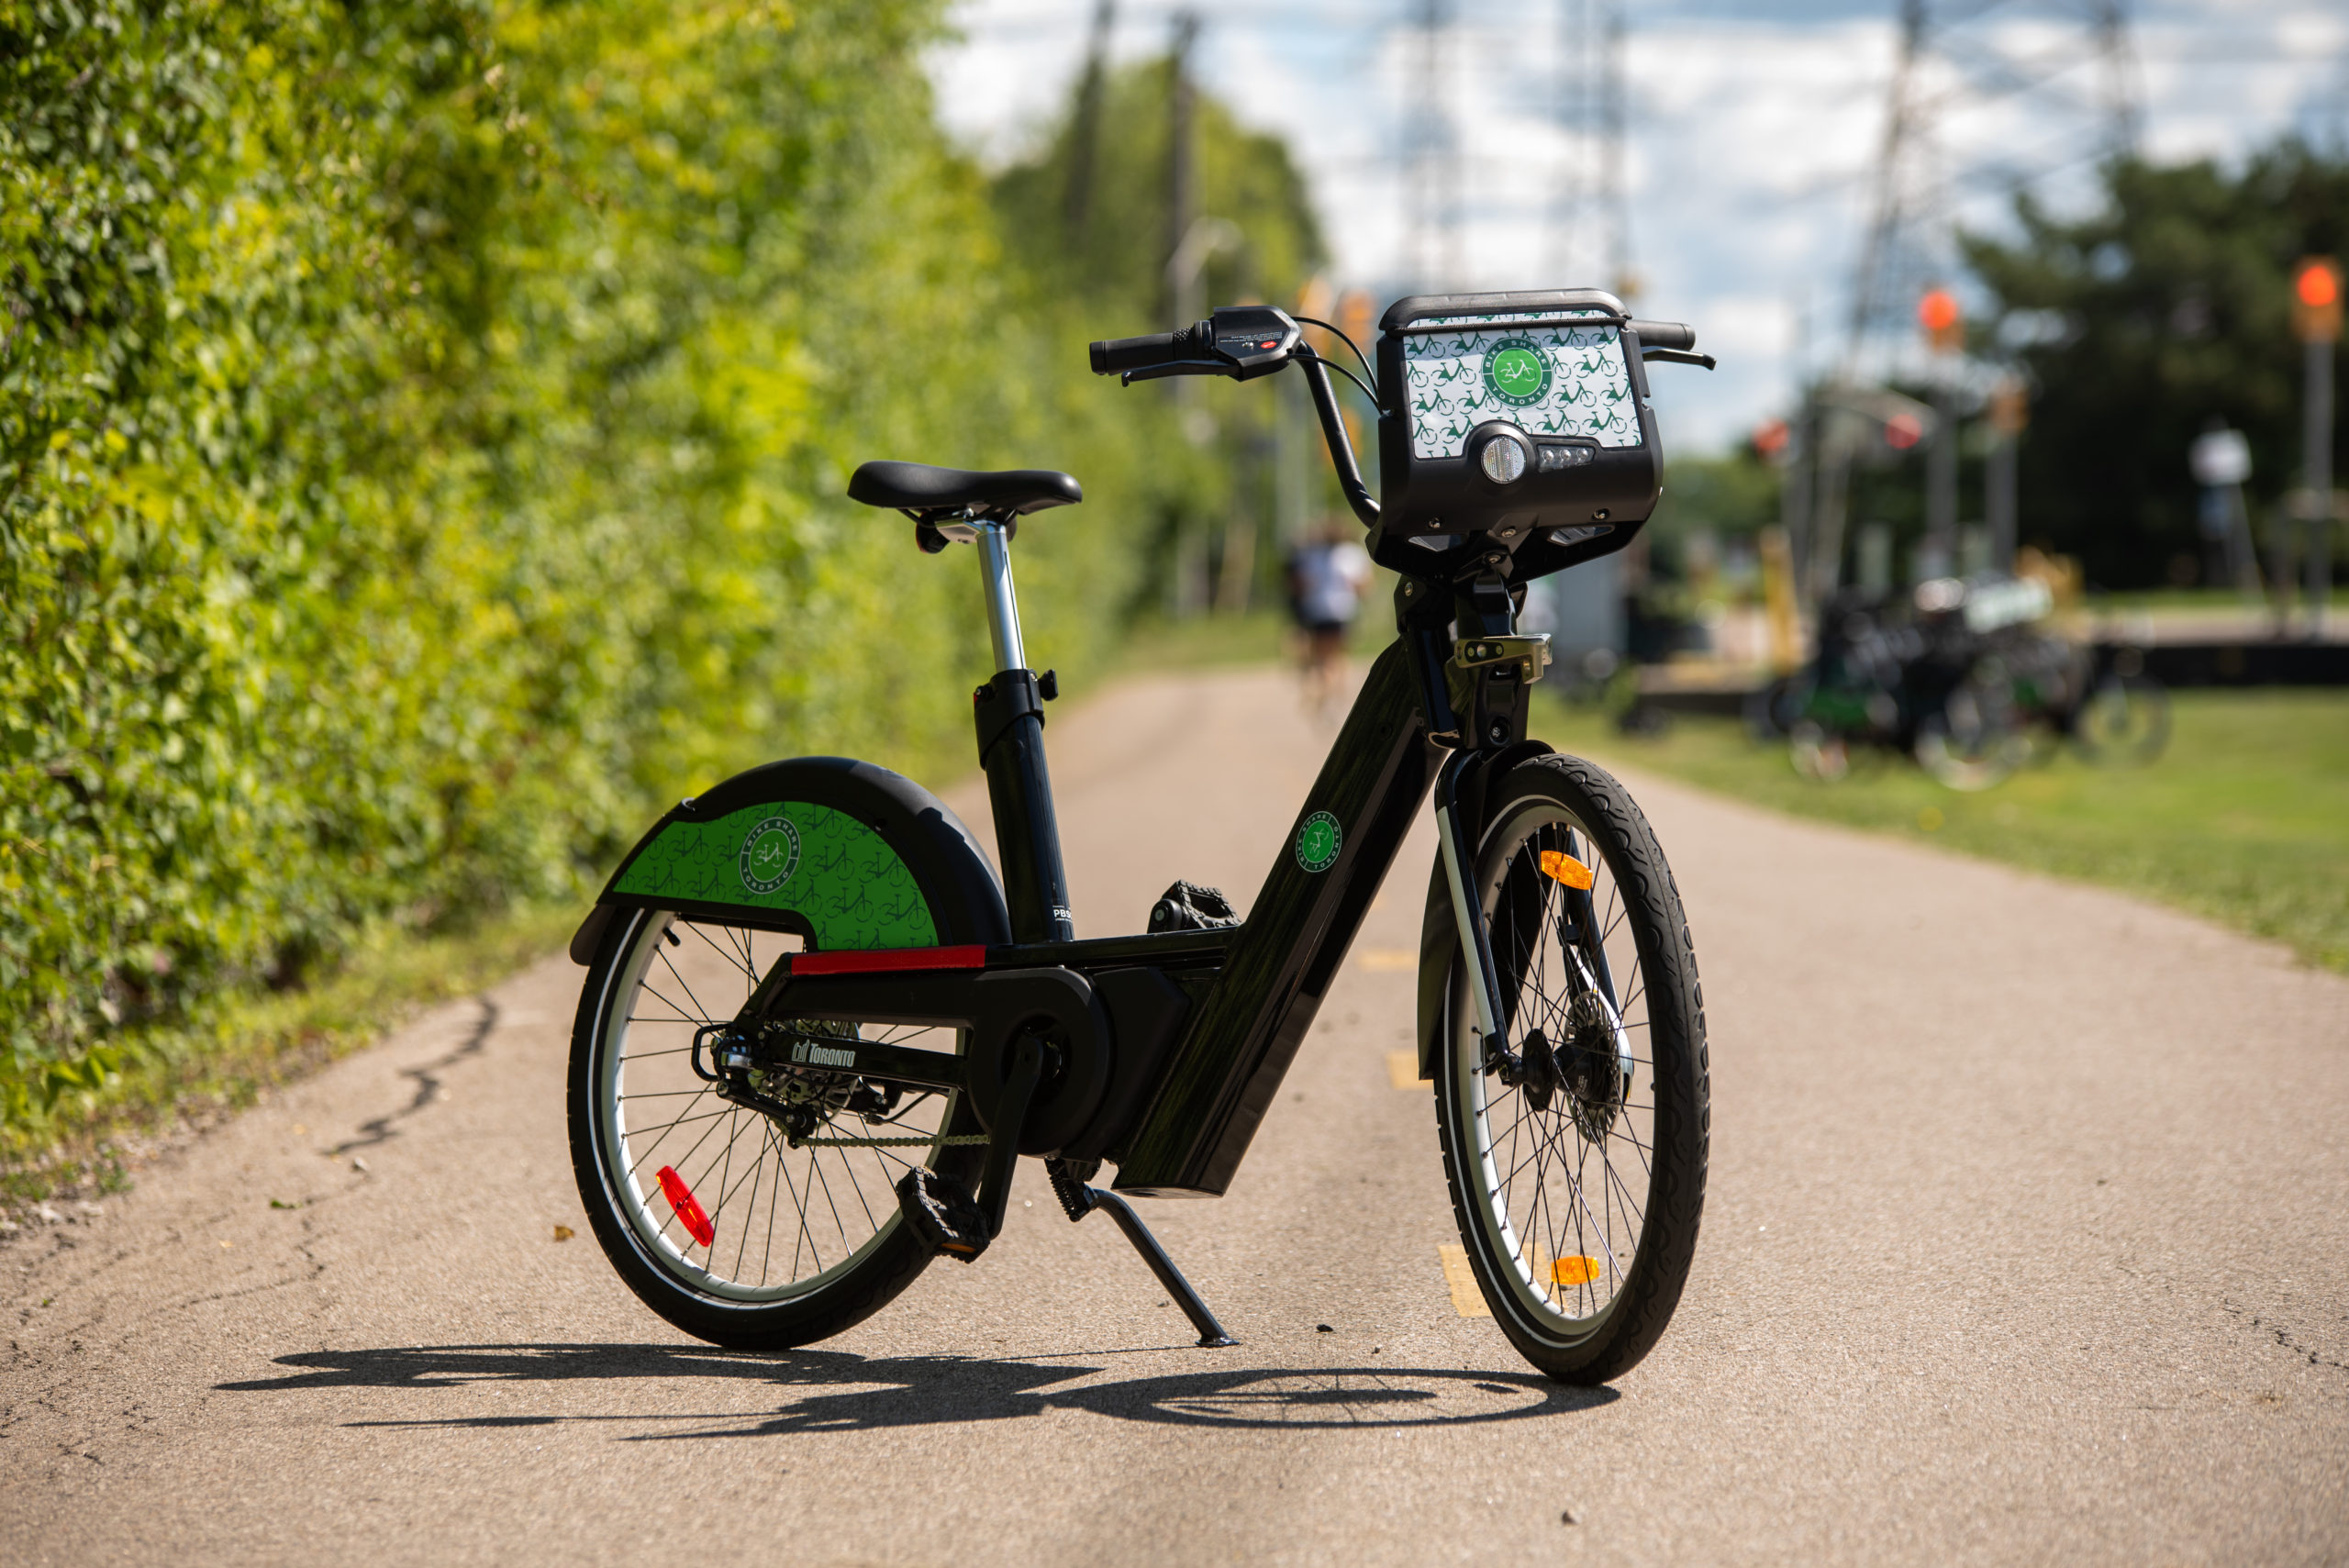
[{"xmin": 848, "ymin": 461, "xmax": 1082, "ymax": 517}]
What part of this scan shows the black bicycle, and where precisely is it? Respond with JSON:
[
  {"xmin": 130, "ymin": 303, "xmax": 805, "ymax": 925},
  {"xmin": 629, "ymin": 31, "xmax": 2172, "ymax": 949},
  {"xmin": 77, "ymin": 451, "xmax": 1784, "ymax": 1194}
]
[{"xmin": 564, "ymin": 291, "xmax": 1714, "ymax": 1384}]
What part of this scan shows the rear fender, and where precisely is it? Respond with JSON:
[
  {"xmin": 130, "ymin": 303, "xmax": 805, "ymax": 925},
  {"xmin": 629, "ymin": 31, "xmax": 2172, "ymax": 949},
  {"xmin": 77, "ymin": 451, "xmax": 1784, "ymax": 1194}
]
[{"xmin": 568, "ymin": 757, "xmax": 1009, "ymax": 962}]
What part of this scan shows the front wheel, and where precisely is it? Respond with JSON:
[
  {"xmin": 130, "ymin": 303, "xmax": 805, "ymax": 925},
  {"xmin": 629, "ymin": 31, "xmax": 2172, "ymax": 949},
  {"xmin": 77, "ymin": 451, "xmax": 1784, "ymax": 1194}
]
[{"xmin": 1433, "ymin": 754, "xmax": 1710, "ymax": 1385}]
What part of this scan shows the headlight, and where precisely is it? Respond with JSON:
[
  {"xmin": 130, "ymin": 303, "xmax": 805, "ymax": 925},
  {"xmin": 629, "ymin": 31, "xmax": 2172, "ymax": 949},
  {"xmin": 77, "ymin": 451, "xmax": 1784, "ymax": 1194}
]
[{"xmin": 1477, "ymin": 431, "xmax": 1530, "ymax": 484}]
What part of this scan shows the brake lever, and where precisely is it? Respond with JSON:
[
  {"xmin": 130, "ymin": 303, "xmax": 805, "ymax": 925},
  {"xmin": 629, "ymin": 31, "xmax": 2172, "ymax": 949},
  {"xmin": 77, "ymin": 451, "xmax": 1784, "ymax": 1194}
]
[
  {"xmin": 1121, "ymin": 360, "xmax": 1235, "ymax": 385},
  {"xmin": 1642, "ymin": 349, "xmax": 1716, "ymax": 371}
]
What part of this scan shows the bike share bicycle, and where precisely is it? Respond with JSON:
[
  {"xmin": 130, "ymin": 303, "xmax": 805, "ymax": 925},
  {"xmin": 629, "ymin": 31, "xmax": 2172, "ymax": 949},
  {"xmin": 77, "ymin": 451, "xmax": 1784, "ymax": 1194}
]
[{"xmin": 564, "ymin": 291, "xmax": 1715, "ymax": 1384}]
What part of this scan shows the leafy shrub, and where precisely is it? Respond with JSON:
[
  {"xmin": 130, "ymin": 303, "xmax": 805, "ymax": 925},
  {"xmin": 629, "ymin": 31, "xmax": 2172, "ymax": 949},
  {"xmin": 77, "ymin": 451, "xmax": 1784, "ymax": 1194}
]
[{"xmin": 0, "ymin": 0, "xmax": 1174, "ymax": 1131}]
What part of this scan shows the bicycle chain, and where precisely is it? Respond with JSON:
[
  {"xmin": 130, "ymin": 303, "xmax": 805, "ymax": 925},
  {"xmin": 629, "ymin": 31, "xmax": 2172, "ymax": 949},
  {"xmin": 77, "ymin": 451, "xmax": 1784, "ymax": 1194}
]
[{"xmin": 787, "ymin": 1131, "xmax": 990, "ymax": 1149}]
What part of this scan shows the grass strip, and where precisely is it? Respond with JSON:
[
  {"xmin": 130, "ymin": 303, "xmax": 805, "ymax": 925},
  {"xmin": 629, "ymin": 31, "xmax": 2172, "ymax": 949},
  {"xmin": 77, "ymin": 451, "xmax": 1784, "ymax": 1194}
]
[
  {"xmin": 1540, "ymin": 687, "xmax": 2349, "ymax": 975},
  {"xmin": 1, "ymin": 904, "xmax": 579, "ymax": 1214}
]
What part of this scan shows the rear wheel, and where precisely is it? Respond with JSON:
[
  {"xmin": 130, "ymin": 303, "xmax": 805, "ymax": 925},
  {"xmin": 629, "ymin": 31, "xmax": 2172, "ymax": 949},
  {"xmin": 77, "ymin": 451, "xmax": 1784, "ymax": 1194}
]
[
  {"xmin": 1433, "ymin": 754, "xmax": 1709, "ymax": 1384},
  {"xmin": 569, "ymin": 909, "xmax": 985, "ymax": 1349}
]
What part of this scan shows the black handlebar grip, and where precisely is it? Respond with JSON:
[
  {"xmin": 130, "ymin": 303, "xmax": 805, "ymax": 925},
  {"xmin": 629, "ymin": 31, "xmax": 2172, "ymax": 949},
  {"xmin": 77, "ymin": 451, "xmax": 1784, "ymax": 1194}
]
[
  {"xmin": 1089, "ymin": 321, "xmax": 1213, "ymax": 374},
  {"xmin": 1627, "ymin": 318, "xmax": 1695, "ymax": 351}
]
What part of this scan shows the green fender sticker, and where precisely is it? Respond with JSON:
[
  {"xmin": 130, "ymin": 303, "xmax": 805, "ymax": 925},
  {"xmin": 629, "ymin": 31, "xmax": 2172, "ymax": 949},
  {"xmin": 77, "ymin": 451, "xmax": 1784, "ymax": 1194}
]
[{"xmin": 611, "ymin": 802, "xmax": 938, "ymax": 951}]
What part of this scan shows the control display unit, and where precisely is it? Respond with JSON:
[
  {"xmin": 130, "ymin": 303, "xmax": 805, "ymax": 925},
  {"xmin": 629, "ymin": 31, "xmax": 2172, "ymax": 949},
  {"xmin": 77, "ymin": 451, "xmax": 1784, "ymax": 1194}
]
[{"xmin": 1375, "ymin": 289, "xmax": 1668, "ymax": 543}]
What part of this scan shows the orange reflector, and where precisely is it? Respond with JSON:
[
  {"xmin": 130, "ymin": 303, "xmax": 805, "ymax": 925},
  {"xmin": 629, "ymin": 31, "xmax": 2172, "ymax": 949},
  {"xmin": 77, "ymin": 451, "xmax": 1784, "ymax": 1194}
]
[
  {"xmin": 1552, "ymin": 1255, "xmax": 1603, "ymax": 1286},
  {"xmin": 1539, "ymin": 850, "xmax": 1595, "ymax": 890},
  {"xmin": 656, "ymin": 1165, "xmax": 715, "ymax": 1248}
]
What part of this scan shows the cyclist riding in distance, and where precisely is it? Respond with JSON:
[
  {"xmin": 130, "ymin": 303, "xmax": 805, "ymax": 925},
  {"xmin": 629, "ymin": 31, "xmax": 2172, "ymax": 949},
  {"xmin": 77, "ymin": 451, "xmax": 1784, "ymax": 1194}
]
[{"xmin": 1286, "ymin": 518, "xmax": 1374, "ymax": 718}]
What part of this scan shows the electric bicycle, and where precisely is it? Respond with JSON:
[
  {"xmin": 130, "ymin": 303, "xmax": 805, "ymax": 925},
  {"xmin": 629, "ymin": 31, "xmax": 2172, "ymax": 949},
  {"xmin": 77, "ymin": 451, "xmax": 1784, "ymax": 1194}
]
[{"xmin": 565, "ymin": 290, "xmax": 1716, "ymax": 1384}]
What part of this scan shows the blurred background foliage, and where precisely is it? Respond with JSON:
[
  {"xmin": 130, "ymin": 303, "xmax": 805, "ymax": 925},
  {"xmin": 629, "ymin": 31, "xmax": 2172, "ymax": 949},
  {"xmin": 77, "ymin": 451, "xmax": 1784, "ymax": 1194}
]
[
  {"xmin": 0, "ymin": 0, "xmax": 1308, "ymax": 1139},
  {"xmin": 1649, "ymin": 139, "xmax": 2349, "ymax": 595},
  {"xmin": 1965, "ymin": 141, "xmax": 2349, "ymax": 590}
]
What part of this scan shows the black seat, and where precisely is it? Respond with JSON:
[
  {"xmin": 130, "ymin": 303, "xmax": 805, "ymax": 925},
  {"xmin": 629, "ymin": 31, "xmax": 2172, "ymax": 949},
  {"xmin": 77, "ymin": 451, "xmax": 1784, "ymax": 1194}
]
[{"xmin": 848, "ymin": 461, "xmax": 1082, "ymax": 517}]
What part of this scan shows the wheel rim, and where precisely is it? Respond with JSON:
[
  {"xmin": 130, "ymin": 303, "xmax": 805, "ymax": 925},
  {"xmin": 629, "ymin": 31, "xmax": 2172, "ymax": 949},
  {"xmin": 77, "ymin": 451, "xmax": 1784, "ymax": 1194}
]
[
  {"xmin": 593, "ymin": 912, "xmax": 964, "ymax": 1304},
  {"xmin": 1451, "ymin": 800, "xmax": 1659, "ymax": 1339}
]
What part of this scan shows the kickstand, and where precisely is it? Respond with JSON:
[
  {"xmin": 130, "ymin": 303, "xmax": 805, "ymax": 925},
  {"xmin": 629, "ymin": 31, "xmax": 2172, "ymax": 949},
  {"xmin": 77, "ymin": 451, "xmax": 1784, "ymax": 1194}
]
[{"xmin": 1049, "ymin": 1160, "xmax": 1235, "ymax": 1348}]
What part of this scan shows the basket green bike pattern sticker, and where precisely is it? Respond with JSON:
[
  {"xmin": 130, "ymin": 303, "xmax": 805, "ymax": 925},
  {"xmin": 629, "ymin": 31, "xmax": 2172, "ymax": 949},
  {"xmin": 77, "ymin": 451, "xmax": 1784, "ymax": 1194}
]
[
  {"xmin": 738, "ymin": 816, "xmax": 801, "ymax": 894},
  {"xmin": 611, "ymin": 802, "xmax": 937, "ymax": 950},
  {"xmin": 1401, "ymin": 309, "xmax": 1639, "ymax": 460},
  {"xmin": 1482, "ymin": 337, "xmax": 1553, "ymax": 408},
  {"xmin": 1295, "ymin": 810, "xmax": 1342, "ymax": 874}
]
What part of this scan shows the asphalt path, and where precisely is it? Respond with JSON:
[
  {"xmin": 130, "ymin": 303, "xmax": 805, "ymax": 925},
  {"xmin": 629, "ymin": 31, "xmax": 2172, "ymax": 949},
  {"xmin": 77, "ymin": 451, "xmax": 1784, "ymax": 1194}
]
[{"xmin": 5, "ymin": 665, "xmax": 2345, "ymax": 1565}]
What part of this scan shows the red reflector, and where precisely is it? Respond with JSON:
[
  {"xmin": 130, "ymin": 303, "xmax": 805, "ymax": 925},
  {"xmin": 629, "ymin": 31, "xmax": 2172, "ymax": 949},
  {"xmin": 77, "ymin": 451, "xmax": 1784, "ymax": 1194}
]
[
  {"xmin": 656, "ymin": 1165, "xmax": 715, "ymax": 1248},
  {"xmin": 789, "ymin": 944, "xmax": 988, "ymax": 975}
]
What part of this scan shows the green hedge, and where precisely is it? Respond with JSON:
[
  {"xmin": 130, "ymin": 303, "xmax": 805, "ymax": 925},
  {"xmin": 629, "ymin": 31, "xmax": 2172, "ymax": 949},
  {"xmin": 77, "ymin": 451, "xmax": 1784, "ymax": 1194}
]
[{"xmin": 0, "ymin": 0, "xmax": 1174, "ymax": 1131}]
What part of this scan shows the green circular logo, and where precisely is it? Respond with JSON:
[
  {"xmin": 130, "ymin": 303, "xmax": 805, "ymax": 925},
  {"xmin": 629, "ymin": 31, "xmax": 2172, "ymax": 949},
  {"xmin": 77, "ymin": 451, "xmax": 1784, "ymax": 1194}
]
[
  {"xmin": 1295, "ymin": 810, "xmax": 1342, "ymax": 874},
  {"xmin": 739, "ymin": 816, "xmax": 801, "ymax": 895},
  {"xmin": 1483, "ymin": 337, "xmax": 1553, "ymax": 408}
]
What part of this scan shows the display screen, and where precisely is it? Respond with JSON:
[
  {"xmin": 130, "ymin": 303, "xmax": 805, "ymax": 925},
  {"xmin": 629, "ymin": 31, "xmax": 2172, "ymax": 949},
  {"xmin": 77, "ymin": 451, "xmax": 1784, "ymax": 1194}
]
[{"xmin": 1400, "ymin": 312, "xmax": 1642, "ymax": 461}]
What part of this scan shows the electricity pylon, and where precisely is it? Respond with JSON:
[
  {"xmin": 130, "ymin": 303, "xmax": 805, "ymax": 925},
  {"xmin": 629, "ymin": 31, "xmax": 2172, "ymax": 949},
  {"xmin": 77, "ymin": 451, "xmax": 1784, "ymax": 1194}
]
[
  {"xmin": 1547, "ymin": 0, "xmax": 1632, "ymax": 299},
  {"xmin": 1844, "ymin": 0, "xmax": 2142, "ymax": 373}
]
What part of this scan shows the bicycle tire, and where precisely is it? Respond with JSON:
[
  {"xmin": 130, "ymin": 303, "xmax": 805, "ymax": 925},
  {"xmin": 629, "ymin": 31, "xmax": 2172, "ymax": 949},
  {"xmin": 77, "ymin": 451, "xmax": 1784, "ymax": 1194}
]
[
  {"xmin": 570, "ymin": 906, "xmax": 988, "ymax": 1351},
  {"xmin": 1432, "ymin": 753, "xmax": 1709, "ymax": 1384},
  {"xmin": 2071, "ymin": 673, "xmax": 2170, "ymax": 766}
]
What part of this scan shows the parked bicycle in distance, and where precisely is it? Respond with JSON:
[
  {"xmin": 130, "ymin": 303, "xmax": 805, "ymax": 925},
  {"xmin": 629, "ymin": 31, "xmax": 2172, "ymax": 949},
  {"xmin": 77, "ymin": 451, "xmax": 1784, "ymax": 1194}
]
[{"xmin": 1753, "ymin": 573, "xmax": 2168, "ymax": 790}]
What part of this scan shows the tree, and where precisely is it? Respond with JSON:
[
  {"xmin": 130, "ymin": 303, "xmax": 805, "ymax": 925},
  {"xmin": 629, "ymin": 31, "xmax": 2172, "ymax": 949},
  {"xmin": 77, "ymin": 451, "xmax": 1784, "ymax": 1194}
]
[{"xmin": 1963, "ymin": 139, "xmax": 2349, "ymax": 589}]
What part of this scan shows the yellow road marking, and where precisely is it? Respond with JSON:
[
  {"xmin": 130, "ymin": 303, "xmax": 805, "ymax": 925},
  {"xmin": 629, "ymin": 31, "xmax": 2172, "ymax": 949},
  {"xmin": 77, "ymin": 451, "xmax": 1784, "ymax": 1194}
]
[
  {"xmin": 1385, "ymin": 1050, "xmax": 1420, "ymax": 1090},
  {"xmin": 1438, "ymin": 1243, "xmax": 1490, "ymax": 1317},
  {"xmin": 1358, "ymin": 948, "xmax": 1416, "ymax": 972}
]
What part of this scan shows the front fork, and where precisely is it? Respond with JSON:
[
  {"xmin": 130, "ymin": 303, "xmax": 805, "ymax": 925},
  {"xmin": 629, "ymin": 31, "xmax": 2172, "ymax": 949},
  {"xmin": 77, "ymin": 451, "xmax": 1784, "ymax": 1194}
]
[{"xmin": 1415, "ymin": 572, "xmax": 1554, "ymax": 1072}]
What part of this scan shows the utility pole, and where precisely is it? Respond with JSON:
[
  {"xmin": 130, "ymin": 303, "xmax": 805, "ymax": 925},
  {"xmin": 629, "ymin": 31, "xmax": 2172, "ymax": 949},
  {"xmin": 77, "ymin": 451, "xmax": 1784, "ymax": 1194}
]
[
  {"xmin": 1920, "ymin": 286, "xmax": 1961, "ymax": 579},
  {"xmin": 1063, "ymin": 0, "xmax": 1116, "ymax": 237},
  {"xmin": 1163, "ymin": 9, "xmax": 1198, "ymax": 324},
  {"xmin": 1986, "ymin": 377, "xmax": 2027, "ymax": 573},
  {"xmin": 2294, "ymin": 256, "xmax": 2341, "ymax": 639},
  {"xmin": 1401, "ymin": 0, "xmax": 1462, "ymax": 290}
]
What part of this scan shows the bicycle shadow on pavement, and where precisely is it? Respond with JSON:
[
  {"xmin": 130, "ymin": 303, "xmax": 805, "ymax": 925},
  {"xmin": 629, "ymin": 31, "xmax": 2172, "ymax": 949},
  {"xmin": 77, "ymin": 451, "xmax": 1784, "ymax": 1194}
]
[{"xmin": 218, "ymin": 1342, "xmax": 1616, "ymax": 1434}]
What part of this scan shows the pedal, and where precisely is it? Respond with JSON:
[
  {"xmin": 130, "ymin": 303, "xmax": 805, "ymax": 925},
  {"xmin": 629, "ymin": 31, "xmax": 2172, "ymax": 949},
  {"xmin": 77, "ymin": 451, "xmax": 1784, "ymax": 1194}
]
[
  {"xmin": 1148, "ymin": 880, "xmax": 1240, "ymax": 933},
  {"xmin": 896, "ymin": 1168, "xmax": 990, "ymax": 1262}
]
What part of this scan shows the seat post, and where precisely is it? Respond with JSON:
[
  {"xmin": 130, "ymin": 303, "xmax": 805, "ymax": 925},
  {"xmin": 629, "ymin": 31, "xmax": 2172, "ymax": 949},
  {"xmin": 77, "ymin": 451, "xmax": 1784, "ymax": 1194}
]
[
  {"xmin": 970, "ymin": 520, "xmax": 1074, "ymax": 943},
  {"xmin": 974, "ymin": 521, "xmax": 1026, "ymax": 673}
]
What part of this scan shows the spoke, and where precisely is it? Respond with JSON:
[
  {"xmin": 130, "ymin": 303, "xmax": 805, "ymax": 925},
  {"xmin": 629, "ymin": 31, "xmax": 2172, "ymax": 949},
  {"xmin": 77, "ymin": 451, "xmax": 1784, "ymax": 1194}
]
[
  {"xmin": 736, "ymin": 1139, "xmax": 765, "ymax": 1284},
  {"xmin": 654, "ymin": 946, "xmax": 721, "ymax": 1035},
  {"xmin": 806, "ymin": 1144, "xmax": 856, "ymax": 1258},
  {"xmin": 685, "ymin": 919, "xmax": 761, "ymax": 984},
  {"xmin": 832, "ymin": 1143, "xmax": 881, "ymax": 1236},
  {"xmin": 630, "ymin": 980, "xmax": 705, "ymax": 1027},
  {"xmin": 769, "ymin": 1123, "xmax": 819, "ymax": 1282},
  {"xmin": 626, "ymin": 1105, "xmax": 735, "ymax": 1182}
]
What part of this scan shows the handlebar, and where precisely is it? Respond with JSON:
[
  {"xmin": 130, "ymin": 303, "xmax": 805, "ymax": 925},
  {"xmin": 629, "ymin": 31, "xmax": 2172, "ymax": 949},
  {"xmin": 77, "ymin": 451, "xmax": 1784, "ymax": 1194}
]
[
  {"xmin": 1627, "ymin": 318, "xmax": 1695, "ymax": 351},
  {"xmin": 1088, "ymin": 303, "xmax": 1706, "ymax": 534},
  {"xmin": 1089, "ymin": 322, "xmax": 1214, "ymax": 376}
]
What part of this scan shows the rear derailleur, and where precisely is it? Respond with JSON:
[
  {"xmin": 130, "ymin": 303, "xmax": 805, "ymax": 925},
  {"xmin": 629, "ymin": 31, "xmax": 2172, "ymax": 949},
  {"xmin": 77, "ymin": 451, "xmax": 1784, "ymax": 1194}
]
[{"xmin": 690, "ymin": 1022, "xmax": 903, "ymax": 1145}]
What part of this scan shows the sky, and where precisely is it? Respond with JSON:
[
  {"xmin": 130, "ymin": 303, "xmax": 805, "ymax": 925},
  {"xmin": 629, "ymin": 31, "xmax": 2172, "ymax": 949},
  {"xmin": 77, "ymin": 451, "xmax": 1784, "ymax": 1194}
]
[{"xmin": 925, "ymin": 0, "xmax": 2349, "ymax": 453}]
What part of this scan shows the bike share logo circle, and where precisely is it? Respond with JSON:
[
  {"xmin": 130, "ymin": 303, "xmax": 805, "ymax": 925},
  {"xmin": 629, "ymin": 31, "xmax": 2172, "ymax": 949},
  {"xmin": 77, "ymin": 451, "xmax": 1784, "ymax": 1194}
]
[
  {"xmin": 1482, "ymin": 337, "xmax": 1553, "ymax": 409},
  {"xmin": 1295, "ymin": 810, "xmax": 1342, "ymax": 874},
  {"xmin": 738, "ymin": 816, "xmax": 802, "ymax": 895}
]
